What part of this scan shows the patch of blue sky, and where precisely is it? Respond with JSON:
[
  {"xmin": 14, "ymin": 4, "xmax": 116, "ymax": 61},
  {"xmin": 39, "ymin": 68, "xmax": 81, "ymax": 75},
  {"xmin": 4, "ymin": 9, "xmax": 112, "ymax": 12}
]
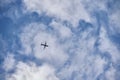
[
  {"xmin": 0, "ymin": 16, "xmax": 14, "ymax": 36},
  {"xmin": 93, "ymin": 11, "xmax": 109, "ymax": 36},
  {"xmin": 106, "ymin": 0, "xmax": 120, "ymax": 10},
  {"xmin": 109, "ymin": 33, "xmax": 120, "ymax": 48},
  {"xmin": 16, "ymin": 12, "xmax": 52, "ymax": 26},
  {"xmin": 0, "ymin": 2, "xmax": 22, "ymax": 37},
  {"xmin": 0, "ymin": 38, "xmax": 9, "ymax": 68},
  {"xmin": 0, "ymin": 0, "xmax": 21, "ymax": 16},
  {"xmin": 0, "ymin": 0, "xmax": 53, "ymax": 37},
  {"xmin": 0, "ymin": 70, "xmax": 5, "ymax": 80},
  {"xmin": 78, "ymin": 20, "xmax": 93, "ymax": 32}
]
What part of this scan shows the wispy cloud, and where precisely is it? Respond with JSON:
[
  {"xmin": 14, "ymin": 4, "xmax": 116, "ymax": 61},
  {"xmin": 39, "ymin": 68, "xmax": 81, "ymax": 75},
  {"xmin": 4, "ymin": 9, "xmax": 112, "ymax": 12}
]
[
  {"xmin": 3, "ymin": 54, "xmax": 15, "ymax": 72},
  {"xmin": 98, "ymin": 27, "xmax": 120, "ymax": 62},
  {"xmin": 50, "ymin": 20, "xmax": 72, "ymax": 38},
  {"xmin": 6, "ymin": 62, "xmax": 59, "ymax": 80},
  {"xmin": 22, "ymin": 0, "xmax": 91, "ymax": 27}
]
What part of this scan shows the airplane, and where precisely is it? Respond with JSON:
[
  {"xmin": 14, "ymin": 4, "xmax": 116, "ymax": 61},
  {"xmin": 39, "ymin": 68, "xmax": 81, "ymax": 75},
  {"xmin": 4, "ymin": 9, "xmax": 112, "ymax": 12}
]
[{"xmin": 41, "ymin": 42, "xmax": 48, "ymax": 49}]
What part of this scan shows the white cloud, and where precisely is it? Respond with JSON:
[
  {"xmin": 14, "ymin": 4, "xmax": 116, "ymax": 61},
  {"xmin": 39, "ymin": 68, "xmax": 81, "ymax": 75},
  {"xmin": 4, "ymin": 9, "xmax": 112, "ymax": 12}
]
[
  {"xmin": 56, "ymin": 26, "xmax": 106, "ymax": 80},
  {"xmin": 17, "ymin": 21, "xmax": 119, "ymax": 80},
  {"xmin": 93, "ymin": 55, "xmax": 107, "ymax": 78},
  {"xmin": 22, "ymin": 0, "xmax": 91, "ymax": 27},
  {"xmin": 3, "ymin": 0, "xmax": 120, "ymax": 80},
  {"xmin": 50, "ymin": 20, "xmax": 72, "ymax": 38},
  {"xmin": 32, "ymin": 31, "xmax": 68, "ymax": 67},
  {"xmin": 83, "ymin": 0, "xmax": 107, "ymax": 11},
  {"xmin": 109, "ymin": 10, "xmax": 120, "ymax": 34},
  {"xmin": 19, "ymin": 22, "xmax": 68, "ymax": 67},
  {"xmin": 3, "ymin": 54, "xmax": 15, "ymax": 71},
  {"xmin": 105, "ymin": 65, "xmax": 116, "ymax": 80},
  {"xmin": 57, "ymin": 55, "xmax": 107, "ymax": 80},
  {"xmin": 19, "ymin": 23, "xmax": 49, "ymax": 55},
  {"xmin": 98, "ymin": 27, "xmax": 120, "ymax": 62},
  {"xmin": 19, "ymin": 20, "xmax": 104, "ymax": 80},
  {"xmin": 6, "ymin": 61, "xmax": 59, "ymax": 80}
]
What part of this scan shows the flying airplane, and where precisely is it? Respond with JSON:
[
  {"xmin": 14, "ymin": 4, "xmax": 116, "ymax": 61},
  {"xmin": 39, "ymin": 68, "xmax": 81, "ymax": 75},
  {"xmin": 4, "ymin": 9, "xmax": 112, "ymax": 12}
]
[{"xmin": 41, "ymin": 42, "xmax": 48, "ymax": 49}]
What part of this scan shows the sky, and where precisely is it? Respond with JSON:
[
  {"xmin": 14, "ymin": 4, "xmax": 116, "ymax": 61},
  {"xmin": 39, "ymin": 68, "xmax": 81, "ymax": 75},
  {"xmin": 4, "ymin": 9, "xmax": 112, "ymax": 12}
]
[{"xmin": 0, "ymin": 0, "xmax": 120, "ymax": 80}]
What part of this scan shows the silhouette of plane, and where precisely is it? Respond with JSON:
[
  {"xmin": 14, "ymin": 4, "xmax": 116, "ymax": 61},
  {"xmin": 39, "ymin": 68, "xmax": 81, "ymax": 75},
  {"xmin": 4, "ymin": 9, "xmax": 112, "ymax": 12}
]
[{"xmin": 41, "ymin": 42, "xmax": 48, "ymax": 49}]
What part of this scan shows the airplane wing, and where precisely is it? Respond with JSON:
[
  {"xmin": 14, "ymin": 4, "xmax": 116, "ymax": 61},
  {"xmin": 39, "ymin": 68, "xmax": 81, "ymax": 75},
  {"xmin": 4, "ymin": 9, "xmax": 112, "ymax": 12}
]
[{"xmin": 41, "ymin": 43, "xmax": 44, "ymax": 46}]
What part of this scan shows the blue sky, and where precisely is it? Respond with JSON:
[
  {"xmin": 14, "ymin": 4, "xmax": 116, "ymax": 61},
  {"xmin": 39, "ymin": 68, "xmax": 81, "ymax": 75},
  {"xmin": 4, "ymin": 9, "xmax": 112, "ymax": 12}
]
[{"xmin": 0, "ymin": 0, "xmax": 120, "ymax": 80}]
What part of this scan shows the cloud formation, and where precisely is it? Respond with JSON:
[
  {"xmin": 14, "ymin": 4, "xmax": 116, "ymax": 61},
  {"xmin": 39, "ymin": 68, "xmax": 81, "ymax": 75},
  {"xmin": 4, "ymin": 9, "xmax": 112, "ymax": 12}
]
[
  {"xmin": 1, "ymin": 0, "xmax": 120, "ymax": 80},
  {"xmin": 22, "ymin": 0, "xmax": 91, "ymax": 27},
  {"xmin": 3, "ymin": 54, "xmax": 15, "ymax": 72},
  {"xmin": 6, "ymin": 62, "xmax": 59, "ymax": 80},
  {"xmin": 19, "ymin": 23, "xmax": 68, "ymax": 67}
]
